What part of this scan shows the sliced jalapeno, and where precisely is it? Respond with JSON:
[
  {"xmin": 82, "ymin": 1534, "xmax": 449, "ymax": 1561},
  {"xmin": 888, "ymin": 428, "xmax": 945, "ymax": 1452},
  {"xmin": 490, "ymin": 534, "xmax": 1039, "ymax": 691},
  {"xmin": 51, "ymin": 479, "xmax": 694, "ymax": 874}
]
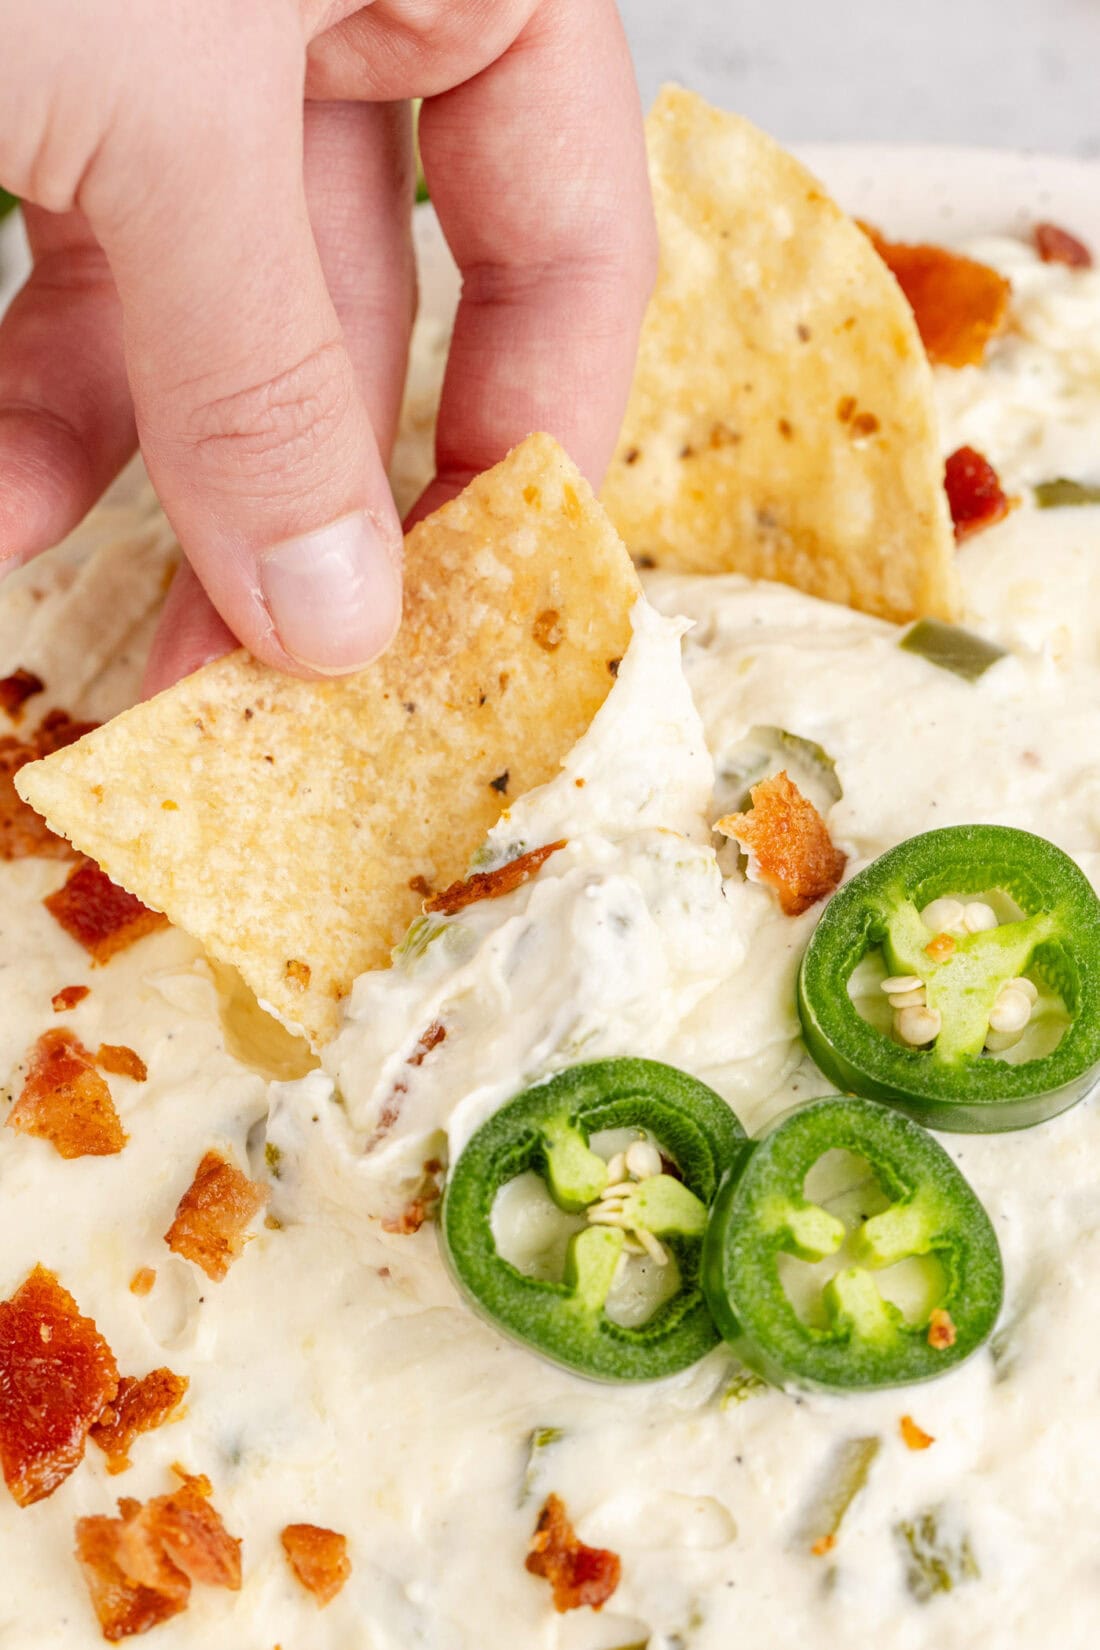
[
  {"xmin": 798, "ymin": 825, "xmax": 1100, "ymax": 1130},
  {"xmin": 441, "ymin": 1058, "xmax": 746, "ymax": 1382},
  {"xmin": 701, "ymin": 1096, "xmax": 1003, "ymax": 1392}
]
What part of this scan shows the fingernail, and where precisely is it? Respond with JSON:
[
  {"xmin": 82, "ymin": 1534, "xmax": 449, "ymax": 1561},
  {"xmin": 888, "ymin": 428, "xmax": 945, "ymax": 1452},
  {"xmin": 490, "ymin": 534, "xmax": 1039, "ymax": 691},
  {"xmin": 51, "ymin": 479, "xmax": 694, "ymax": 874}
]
[{"xmin": 259, "ymin": 512, "xmax": 402, "ymax": 673}]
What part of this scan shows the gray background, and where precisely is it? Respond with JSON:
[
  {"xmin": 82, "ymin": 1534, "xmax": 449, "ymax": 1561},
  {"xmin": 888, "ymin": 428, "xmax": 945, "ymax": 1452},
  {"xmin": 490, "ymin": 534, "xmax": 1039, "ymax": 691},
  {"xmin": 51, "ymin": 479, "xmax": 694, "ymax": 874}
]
[{"xmin": 620, "ymin": 0, "xmax": 1100, "ymax": 155}]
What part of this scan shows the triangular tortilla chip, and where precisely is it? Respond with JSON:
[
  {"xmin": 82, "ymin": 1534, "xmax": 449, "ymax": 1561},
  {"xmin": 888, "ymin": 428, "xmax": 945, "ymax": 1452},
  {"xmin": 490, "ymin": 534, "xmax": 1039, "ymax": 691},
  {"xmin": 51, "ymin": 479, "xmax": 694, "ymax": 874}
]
[
  {"xmin": 600, "ymin": 86, "xmax": 958, "ymax": 624},
  {"xmin": 18, "ymin": 435, "xmax": 639, "ymax": 1046}
]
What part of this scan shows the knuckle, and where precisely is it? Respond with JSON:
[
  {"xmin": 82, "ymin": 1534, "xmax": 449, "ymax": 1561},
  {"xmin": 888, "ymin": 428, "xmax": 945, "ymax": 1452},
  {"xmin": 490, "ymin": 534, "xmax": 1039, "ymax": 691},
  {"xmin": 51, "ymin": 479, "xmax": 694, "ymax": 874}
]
[{"xmin": 179, "ymin": 340, "xmax": 357, "ymax": 487}]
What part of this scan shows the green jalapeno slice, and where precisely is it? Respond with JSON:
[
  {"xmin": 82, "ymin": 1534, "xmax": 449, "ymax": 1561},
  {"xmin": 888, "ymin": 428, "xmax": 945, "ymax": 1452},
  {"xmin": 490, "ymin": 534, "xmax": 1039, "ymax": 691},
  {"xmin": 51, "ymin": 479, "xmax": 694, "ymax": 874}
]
[
  {"xmin": 797, "ymin": 825, "xmax": 1100, "ymax": 1131},
  {"xmin": 441, "ymin": 1058, "xmax": 746, "ymax": 1382},
  {"xmin": 701, "ymin": 1096, "xmax": 1003, "ymax": 1391}
]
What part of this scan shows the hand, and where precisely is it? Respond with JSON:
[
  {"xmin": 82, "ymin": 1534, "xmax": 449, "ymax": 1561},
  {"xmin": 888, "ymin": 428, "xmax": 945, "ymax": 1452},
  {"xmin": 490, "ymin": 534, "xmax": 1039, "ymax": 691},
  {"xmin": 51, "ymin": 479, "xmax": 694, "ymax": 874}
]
[{"xmin": 0, "ymin": 0, "xmax": 656, "ymax": 689}]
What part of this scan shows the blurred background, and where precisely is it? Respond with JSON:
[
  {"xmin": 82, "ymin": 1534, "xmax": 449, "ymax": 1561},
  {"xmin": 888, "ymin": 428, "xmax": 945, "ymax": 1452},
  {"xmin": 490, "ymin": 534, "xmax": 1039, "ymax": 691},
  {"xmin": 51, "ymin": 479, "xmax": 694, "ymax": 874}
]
[{"xmin": 620, "ymin": 0, "xmax": 1100, "ymax": 154}]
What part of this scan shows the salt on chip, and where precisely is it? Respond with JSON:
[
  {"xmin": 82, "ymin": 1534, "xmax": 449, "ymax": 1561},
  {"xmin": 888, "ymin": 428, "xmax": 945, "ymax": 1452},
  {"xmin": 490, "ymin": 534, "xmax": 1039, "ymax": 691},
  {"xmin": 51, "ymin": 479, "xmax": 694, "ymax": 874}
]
[
  {"xmin": 17, "ymin": 436, "xmax": 639, "ymax": 1046},
  {"xmin": 600, "ymin": 86, "xmax": 959, "ymax": 625}
]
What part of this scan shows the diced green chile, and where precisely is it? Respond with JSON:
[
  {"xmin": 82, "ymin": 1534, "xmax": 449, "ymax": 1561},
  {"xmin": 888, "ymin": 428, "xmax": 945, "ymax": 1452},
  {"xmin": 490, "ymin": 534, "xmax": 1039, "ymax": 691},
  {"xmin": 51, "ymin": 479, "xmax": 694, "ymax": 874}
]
[
  {"xmin": 899, "ymin": 619, "xmax": 1007, "ymax": 681},
  {"xmin": 441, "ymin": 1058, "xmax": 745, "ymax": 1382},
  {"xmin": 1034, "ymin": 477, "xmax": 1100, "ymax": 509},
  {"xmin": 701, "ymin": 1096, "xmax": 1003, "ymax": 1391},
  {"xmin": 798, "ymin": 825, "xmax": 1100, "ymax": 1130}
]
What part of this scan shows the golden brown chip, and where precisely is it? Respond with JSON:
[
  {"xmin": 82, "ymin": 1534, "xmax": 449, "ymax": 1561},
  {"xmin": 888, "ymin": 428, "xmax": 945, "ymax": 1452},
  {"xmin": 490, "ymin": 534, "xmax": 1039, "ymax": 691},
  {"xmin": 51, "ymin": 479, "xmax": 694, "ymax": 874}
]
[
  {"xmin": 164, "ymin": 1151, "xmax": 268, "ymax": 1281},
  {"xmin": 600, "ymin": 87, "xmax": 958, "ymax": 624},
  {"xmin": 281, "ymin": 1522, "xmax": 352, "ymax": 1607},
  {"xmin": 18, "ymin": 436, "xmax": 639, "ymax": 1046}
]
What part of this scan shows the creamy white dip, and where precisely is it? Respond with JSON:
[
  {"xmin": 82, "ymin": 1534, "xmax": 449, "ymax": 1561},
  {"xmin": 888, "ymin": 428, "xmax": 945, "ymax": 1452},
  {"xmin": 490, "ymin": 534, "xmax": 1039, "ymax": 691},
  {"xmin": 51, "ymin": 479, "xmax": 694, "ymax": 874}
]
[{"xmin": 3, "ymin": 238, "xmax": 1100, "ymax": 1649}]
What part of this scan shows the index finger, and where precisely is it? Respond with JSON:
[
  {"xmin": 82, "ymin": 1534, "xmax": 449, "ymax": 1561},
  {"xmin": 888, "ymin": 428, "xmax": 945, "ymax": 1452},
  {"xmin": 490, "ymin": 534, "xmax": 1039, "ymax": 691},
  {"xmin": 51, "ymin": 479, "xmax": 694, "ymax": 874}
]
[{"xmin": 414, "ymin": 0, "xmax": 656, "ymax": 519}]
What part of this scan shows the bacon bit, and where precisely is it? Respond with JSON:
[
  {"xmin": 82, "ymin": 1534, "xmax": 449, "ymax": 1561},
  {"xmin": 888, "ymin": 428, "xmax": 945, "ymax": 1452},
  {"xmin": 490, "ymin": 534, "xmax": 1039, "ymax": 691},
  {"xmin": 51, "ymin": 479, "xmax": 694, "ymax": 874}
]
[
  {"xmin": 75, "ymin": 1511, "xmax": 189, "ymax": 1642},
  {"xmin": 928, "ymin": 1308, "xmax": 957, "ymax": 1350},
  {"xmin": 944, "ymin": 446, "xmax": 1011, "ymax": 541},
  {"xmin": 96, "ymin": 1045, "xmax": 148, "ymax": 1083},
  {"xmin": 75, "ymin": 1471, "xmax": 240, "ymax": 1641},
  {"xmin": 380, "ymin": 1159, "xmax": 445, "ymax": 1235},
  {"xmin": 1034, "ymin": 221, "xmax": 1093, "ymax": 269},
  {"xmin": 900, "ymin": 1414, "xmax": 935, "ymax": 1451},
  {"xmin": 52, "ymin": 984, "xmax": 90, "ymax": 1012},
  {"xmin": 924, "ymin": 932, "xmax": 956, "ymax": 962},
  {"xmin": 0, "ymin": 710, "xmax": 97, "ymax": 861},
  {"xmin": 863, "ymin": 225, "xmax": 1011, "ymax": 367},
  {"xmin": 407, "ymin": 1021, "xmax": 446, "ymax": 1067},
  {"xmin": 0, "ymin": 668, "xmax": 45, "ymax": 721},
  {"xmin": 91, "ymin": 1368, "xmax": 189, "ymax": 1474},
  {"xmin": 716, "ymin": 771, "xmax": 846, "ymax": 917},
  {"xmin": 811, "ymin": 1533, "xmax": 837, "ymax": 1557},
  {"xmin": 525, "ymin": 1494, "xmax": 621, "ymax": 1613},
  {"xmin": 424, "ymin": 840, "xmax": 567, "ymax": 916},
  {"xmin": 129, "ymin": 1269, "xmax": 156, "ymax": 1298},
  {"xmin": 280, "ymin": 1523, "xmax": 352, "ymax": 1607},
  {"xmin": 44, "ymin": 861, "xmax": 167, "ymax": 964},
  {"xmin": 165, "ymin": 1151, "xmax": 268, "ymax": 1281},
  {"xmin": 0, "ymin": 1265, "xmax": 118, "ymax": 1506},
  {"xmin": 7, "ymin": 1029, "xmax": 127, "ymax": 1158}
]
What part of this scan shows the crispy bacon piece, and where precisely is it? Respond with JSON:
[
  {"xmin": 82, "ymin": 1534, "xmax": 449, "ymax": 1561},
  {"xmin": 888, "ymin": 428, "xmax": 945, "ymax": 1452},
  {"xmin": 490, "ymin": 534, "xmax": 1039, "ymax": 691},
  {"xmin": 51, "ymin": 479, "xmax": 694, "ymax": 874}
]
[
  {"xmin": 75, "ymin": 1471, "xmax": 240, "ymax": 1642},
  {"xmin": 863, "ymin": 226, "xmax": 1010, "ymax": 367},
  {"xmin": 75, "ymin": 1511, "xmax": 189, "ymax": 1642},
  {"xmin": 424, "ymin": 841, "xmax": 567, "ymax": 916},
  {"xmin": 0, "ymin": 668, "xmax": 45, "ymax": 721},
  {"xmin": 900, "ymin": 1414, "xmax": 935, "ymax": 1451},
  {"xmin": 281, "ymin": 1523, "xmax": 352, "ymax": 1606},
  {"xmin": 944, "ymin": 445, "xmax": 1010, "ymax": 541},
  {"xmin": 1034, "ymin": 221, "xmax": 1093, "ymax": 269},
  {"xmin": 717, "ymin": 771, "xmax": 846, "ymax": 917},
  {"xmin": 380, "ymin": 1158, "xmax": 445, "ymax": 1235},
  {"xmin": 0, "ymin": 1265, "xmax": 118, "ymax": 1506},
  {"xmin": 7, "ymin": 1029, "xmax": 127, "ymax": 1158},
  {"xmin": 0, "ymin": 709, "xmax": 97, "ymax": 861},
  {"xmin": 52, "ymin": 984, "xmax": 90, "ymax": 1012},
  {"xmin": 525, "ymin": 1494, "xmax": 621, "ymax": 1613},
  {"xmin": 91, "ymin": 1368, "xmax": 189, "ymax": 1474},
  {"xmin": 44, "ymin": 861, "xmax": 168, "ymax": 964},
  {"xmin": 96, "ymin": 1045, "xmax": 148, "ymax": 1083},
  {"xmin": 165, "ymin": 1151, "xmax": 268, "ymax": 1281}
]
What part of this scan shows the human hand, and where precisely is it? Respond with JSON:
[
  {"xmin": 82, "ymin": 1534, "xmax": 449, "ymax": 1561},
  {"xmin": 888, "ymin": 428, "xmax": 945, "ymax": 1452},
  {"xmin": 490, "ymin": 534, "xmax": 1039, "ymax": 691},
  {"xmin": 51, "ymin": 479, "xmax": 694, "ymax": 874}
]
[{"xmin": 0, "ymin": 0, "xmax": 656, "ymax": 690}]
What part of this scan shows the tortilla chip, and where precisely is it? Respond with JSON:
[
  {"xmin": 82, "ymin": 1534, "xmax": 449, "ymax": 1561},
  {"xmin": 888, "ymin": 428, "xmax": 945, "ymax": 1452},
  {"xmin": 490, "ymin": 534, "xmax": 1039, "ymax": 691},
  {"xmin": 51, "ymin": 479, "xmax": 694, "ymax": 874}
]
[
  {"xmin": 17, "ymin": 436, "xmax": 638, "ymax": 1045},
  {"xmin": 600, "ymin": 86, "xmax": 958, "ymax": 624}
]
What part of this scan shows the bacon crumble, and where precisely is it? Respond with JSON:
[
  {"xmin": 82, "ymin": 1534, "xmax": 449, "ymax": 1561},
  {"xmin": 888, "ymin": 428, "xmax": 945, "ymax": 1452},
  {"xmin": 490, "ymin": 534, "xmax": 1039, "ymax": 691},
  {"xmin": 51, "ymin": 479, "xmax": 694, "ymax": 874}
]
[
  {"xmin": 91, "ymin": 1368, "xmax": 189, "ymax": 1474},
  {"xmin": 900, "ymin": 1414, "xmax": 935, "ymax": 1451},
  {"xmin": 44, "ymin": 861, "xmax": 167, "ymax": 964},
  {"xmin": 716, "ymin": 771, "xmax": 846, "ymax": 917},
  {"xmin": 424, "ymin": 841, "xmax": 568, "ymax": 916},
  {"xmin": 944, "ymin": 445, "xmax": 1011, "ymax": 541},
  {"xmin": 863, "ymin": 226, "xmax": 1011, "ymax": 367},
  {"xmin": 7, "ymin": 1029, "xmax": 127, "ymax": 1158},
  {"xmin": 525, "ymin": 1493, "xmax": 621, "ymax": 1613},
  {"xmin": 0, "ymin": 1265, "xmax": 118, "ymax": 1506},
  {"xmin": 280, "ymin": 1523, "xmax": 352, "ymax": 1606},
  {"xmin": 75, "ymin": 1470, "xmax": 240, "ymax": 1641},
  {"xmin": 0, "ymin": 668, "xmax": 45, "ymax": 721},
  {"xmin": 52, "ymin": 984, "xmax": 91, "ymax": 1012},
  {"xmin": 1, "ymin": 710, "xmax": 97, "ymax": 861},
  {"xmin": 1034, "ymin": 221, "xmax": 1093, "ymax": 269},
  {"xmin": 165, "ymin": 1151, "xmax": 268, "ymax": 1281},
  {"xmin": 96, "ymin": 1045, "xmax": 149, "ymax": 1083}
]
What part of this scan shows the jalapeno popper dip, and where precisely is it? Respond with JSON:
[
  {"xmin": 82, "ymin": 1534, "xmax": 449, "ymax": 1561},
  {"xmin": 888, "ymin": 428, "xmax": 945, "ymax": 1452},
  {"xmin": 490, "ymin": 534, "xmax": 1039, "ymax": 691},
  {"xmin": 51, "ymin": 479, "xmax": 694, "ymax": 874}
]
[{"xmin": 5, "ymin": 89, "xmax": 1100, "ymax": 1648}]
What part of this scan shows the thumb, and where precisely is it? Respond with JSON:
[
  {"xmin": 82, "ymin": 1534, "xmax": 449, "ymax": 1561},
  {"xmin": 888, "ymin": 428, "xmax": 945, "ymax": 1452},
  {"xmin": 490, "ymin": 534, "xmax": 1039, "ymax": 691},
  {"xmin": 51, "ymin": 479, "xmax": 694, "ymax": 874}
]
[{"xmin": 85, "ymin": 56, "xmax": 402, "ymax": 676}]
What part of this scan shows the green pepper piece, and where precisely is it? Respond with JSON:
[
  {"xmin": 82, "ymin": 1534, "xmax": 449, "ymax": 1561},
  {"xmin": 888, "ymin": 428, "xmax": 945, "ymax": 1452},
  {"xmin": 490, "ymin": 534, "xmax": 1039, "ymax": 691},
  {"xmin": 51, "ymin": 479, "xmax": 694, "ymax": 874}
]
[
  {"xmin": 701, "ymin": 1096, "xmax": 1003, "ymax": 1392},
  {"xmin": 899, "ymin": 619, "xmax": 1007, "ymax": 681},
  {"xmin": 441, "ymin": 1058, "xmax": 746, "ymax": 1382},
  {"xmin": 798, "ymin": 824, "xmax": 1100, "ymax": 1131},
  {"xmin": 1034, "ymin": 477, "xmax": 1100, "ymax": 509}
]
